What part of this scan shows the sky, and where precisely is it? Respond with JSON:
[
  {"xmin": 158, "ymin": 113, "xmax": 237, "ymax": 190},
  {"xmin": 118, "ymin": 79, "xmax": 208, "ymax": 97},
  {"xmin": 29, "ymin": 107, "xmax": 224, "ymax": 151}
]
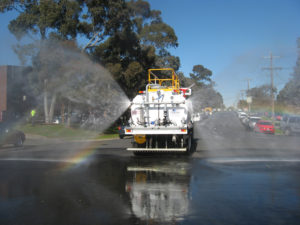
[
  {"xmin": 148, "ymin": 0, "xmax": 300, "ymax": 106},
  {"xmin": 1, "ymin": 0, "xmax": 300, "ymax": 107}
]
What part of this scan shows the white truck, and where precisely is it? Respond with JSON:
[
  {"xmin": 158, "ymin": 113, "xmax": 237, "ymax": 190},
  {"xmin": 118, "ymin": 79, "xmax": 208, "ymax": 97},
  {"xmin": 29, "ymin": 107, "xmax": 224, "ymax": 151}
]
[{"xmin": 125, "ymin": 68, "xmax": 194, "ymax": 154}]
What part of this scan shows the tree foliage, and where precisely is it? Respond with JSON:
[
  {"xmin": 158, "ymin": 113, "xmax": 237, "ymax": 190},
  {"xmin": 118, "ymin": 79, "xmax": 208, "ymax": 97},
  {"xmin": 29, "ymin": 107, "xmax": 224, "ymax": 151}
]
[
  {"xmin": 1, "ymin": 0, "xmax": 88, "ymax": 123},
  {"xmin": 190, "ymin": 64, "xmax": 212, "ymax": 86},
  {"xmin": 277, "ymin": 38, "xmax": 300, "ymax": 107},
  {"xmin": 246, "ymin": 84, "xmax": 273, "ymax": 111},
  {"xmin": 191, "ymin": 84, "xmax": 224, "ymax": 111},
  {"xmin": 2, "ymin": 0, "xmax": 83, "ymax": 40},
  {"xmin": 127, "ymin": 0, "xmax": 178, "ymax": 50},
  {"xmin": 187, "ymin": 64, "xmax": 223, "ymax": 110},
  {"xmin": 92, "ymin": 0, "xmax": 180, "ymax": 97},
  {"xmin": 1, "ymin": 0, "xmax": 224, "ymax": 123},
  {"xmin": 237, "ymin": 100, "xmax": 248, "ymax": 109},
  {"xmin": 81, "ymin": 0, "xmax": 130, "ymax": 51}
]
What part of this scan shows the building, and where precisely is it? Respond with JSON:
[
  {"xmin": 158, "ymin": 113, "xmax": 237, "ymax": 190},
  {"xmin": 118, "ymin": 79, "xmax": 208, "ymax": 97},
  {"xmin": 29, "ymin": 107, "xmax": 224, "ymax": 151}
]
[{"xmin": 0, "ymin": 65, "xmax": 33, "ymax": 122}]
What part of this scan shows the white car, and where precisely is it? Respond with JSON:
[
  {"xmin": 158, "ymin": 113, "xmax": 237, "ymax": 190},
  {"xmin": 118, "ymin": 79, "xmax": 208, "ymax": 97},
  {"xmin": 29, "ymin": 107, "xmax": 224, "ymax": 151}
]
[
  {"xmin": 238, "ymin": 112, "xmax": 247, "ymax": 119},
  {"xmin": 242, "ymin": 116, "xmax": 249, "ymax": 125},
  {"xmin": 193, "ymin": 113, "xmax": 201, "ymax": 122}
]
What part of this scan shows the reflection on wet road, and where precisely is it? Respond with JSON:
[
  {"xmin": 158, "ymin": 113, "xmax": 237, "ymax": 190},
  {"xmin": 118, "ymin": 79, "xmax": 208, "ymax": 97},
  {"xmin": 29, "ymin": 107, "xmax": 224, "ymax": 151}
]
[
  {"xmin": 126, "ymin": 158, "xmax": 191, "ymax": 223},
  {"xmin": 1, "ymin": 155, "xmax": 300, "ymax": 225},
  {"xmin": 126, "ymin": 157, "xmax": 300, "ymax": 224},
  {"xmin": 1, "ymin": 112, "xmax": 300, "ymax": 224}
]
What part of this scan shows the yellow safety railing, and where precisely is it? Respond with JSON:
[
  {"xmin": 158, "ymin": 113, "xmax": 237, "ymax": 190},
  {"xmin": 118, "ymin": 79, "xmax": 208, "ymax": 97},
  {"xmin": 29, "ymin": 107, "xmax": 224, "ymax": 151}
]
[{"xmin": 148, "ymin": 68, "xmax": 180, "ymax": 91}]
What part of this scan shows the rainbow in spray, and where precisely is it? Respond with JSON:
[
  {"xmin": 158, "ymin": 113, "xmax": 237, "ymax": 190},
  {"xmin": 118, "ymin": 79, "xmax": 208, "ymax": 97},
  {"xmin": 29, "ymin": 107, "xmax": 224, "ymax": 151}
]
[{"xmin": 57, "ymin": 142, "xmax": 99, "ymax": 171}]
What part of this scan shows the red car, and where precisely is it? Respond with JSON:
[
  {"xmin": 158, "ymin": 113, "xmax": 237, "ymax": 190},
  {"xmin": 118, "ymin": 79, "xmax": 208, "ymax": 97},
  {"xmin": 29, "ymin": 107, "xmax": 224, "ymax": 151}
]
[{"xmin": 254, "ymin": 120, "xmax": 275, "ymax": 134}]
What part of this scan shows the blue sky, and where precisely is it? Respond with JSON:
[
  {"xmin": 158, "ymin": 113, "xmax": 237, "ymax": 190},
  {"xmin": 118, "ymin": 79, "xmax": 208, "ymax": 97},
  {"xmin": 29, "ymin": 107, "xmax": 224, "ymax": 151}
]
[
  {"xmin": 1, "ymin": 0, "xmax": 300, "ymax": 106},
  {"xmin": 148, "ymin": 0, "xmax": 300, "ymax": 106}
]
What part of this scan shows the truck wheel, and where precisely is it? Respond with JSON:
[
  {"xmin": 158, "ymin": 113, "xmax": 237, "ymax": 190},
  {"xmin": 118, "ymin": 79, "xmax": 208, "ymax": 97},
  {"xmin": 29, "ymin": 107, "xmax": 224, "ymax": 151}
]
[{"xmin": 186, "ymin": 135, "xmax": 192, "ymax": 154}]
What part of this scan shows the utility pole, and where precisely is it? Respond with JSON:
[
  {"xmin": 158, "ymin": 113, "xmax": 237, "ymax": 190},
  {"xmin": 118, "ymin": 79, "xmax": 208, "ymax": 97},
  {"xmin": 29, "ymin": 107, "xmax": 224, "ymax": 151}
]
[
  {"xmin": 245, "ymin": 78, "xmax": 251, "ymax": 91},
  {"xmin": 244, "ymin": 78, "xmax": 252, "ymax": 113},
  {"xmin": 263, "ymin": 52, "xmax": 281, "ymax": 119},
  {"xmin": 238, "ymin": 90, "xmax": 247, "ymax": 110},
  {"xmin": 240, "ymin": 90, "xmax": 245, "ymax": 100}
]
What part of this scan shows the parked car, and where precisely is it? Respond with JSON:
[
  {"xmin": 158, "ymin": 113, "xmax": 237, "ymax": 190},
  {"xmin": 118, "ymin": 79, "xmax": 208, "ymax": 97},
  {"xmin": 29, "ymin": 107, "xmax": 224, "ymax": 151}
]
[
  {"xmin": 0, "ymin": 122, "xmax": 25, "ymax": 147},
  {"xmin": 280, "ymin": 115, "xmax": 289, "ymax": 131},
  {"xmin": 238, "ymin": 112, "xmax": 247, "ymax": 119},
  {"xmin": 281, "ymin": 116, "xmax": 300, "ymax": 136},
  {"xmin": 241, "ymin": 116, "xmax": 249, "ymax": 125},
  {"xmin": 192, "ymin": 113, "xmax": 201, "ymax": 122},
  {"xmin": 254, "ymin": 120, "xmax": 274, "ymax": 134},
  {"xmin": 248, "ymin": 117, "xmax": 261, "ymax": 130}
]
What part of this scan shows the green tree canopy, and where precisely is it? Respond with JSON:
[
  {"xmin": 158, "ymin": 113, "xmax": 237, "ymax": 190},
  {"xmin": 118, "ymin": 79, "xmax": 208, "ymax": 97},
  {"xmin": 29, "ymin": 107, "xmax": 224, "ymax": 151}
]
[
  {"xmin": 246, "ymin": 84, "xmax": 274, "ymax": 110},
  {"xmin": 92, "ymin": 0, "xmax": 179, "ymax": 97},
  {"xmin": 1, "ymin": 0, "xmax": 83, "ymax": 41},
  {"xmin": 190, "ymin": 64, "xmax": 212, "ymax": 86},
  {"xmin": 127, "ymin": 0, "xmax": 178, "ymax": 50},
  {"xmin": 237, "ymin": 100, "xmax": 248, "ymax": 109},
  {"xmin": 277, "ymin": 38, "xmax": 300, "ymax": 107},
  {"xmin": 184, "ymin": 64, "xmax": 223, "ymax": 110}
]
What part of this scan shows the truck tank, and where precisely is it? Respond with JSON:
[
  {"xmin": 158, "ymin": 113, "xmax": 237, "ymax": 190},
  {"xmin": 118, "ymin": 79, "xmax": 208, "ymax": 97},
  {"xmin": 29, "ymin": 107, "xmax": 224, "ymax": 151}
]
[{"xmin": 125, "ymin": 68, "xmax": 194, "ymax": 154}]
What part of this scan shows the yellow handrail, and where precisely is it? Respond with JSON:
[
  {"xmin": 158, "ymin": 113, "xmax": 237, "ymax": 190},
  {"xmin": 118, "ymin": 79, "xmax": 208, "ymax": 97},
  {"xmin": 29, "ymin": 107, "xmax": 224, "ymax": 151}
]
[{"xmin": 148, "ymin": 68, "xmax": 180, "ymax": 90}]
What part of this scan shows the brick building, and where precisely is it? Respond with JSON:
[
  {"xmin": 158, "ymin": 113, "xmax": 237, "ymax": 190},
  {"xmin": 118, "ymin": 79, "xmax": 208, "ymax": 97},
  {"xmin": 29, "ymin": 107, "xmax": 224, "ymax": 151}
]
[{"xmin": 0, "ymin": 65, "xmax": 33, "ymax": 122}]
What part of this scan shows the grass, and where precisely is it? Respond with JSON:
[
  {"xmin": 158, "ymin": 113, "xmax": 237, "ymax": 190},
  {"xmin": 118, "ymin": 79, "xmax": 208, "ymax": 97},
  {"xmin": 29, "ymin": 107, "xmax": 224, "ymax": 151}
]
[
  {"xmin": 275, "ymin": 128, "xmax": 284, "ymax": 135},
  {"xmin": 18, "ymin": 124, "xmax": 119, "ymax": 140},
  {"xmin": 261, "ymin": 116, "xmax": 271, "ymax": 120}
]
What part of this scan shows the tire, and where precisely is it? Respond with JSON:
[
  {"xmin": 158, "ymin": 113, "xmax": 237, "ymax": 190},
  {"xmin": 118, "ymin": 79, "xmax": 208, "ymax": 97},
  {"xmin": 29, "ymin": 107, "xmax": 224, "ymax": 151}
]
[
  {"xmin": 185, "ymin": 135, "xmax": 192, "ymax": 155},
  {"xmin": 14, "ymin": 135, "xmax": 23, "ymax": 147}
]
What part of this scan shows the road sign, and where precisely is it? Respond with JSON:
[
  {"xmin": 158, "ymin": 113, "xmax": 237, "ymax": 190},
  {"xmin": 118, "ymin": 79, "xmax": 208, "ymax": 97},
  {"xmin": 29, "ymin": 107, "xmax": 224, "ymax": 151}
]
[{"xmin": 246, "ymin": 96, "xmax": 252, "ymax": 104}]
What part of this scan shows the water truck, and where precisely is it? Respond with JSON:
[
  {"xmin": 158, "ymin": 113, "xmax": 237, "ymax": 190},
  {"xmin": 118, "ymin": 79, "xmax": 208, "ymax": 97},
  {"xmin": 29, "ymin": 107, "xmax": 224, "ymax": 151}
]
[{"xmin": 125, "ymin": 68, "xmax": 194, "ymax": 153}]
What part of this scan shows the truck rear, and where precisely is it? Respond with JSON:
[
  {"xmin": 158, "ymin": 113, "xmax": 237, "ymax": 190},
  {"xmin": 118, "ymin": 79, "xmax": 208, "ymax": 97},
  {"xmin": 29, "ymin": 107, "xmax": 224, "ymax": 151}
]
[{"xmin": 125, "ymin": 68, "xmax": 194, "ymax": 154}]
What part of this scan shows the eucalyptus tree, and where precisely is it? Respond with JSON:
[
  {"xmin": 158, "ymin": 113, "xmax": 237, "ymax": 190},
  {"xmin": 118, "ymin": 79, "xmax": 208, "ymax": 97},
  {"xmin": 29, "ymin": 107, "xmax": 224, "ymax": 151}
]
[
  {"xmin": 91, "ymin": 0, "xmax": 180, "ymax": 97},
  {"xmin": 190, "ymin": 64, "xmax": 212, "ymax": 87},
  {"xmin": 277, "ymin": 38, "xmax": 300, "ymax": 108}
]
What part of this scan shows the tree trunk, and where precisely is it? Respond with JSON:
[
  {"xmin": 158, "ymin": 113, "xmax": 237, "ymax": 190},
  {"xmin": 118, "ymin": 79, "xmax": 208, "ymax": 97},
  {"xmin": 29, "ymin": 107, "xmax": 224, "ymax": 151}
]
[
  {"xmin": 49, "ymin": 93, "xmax": 56, "ymax": 124},
  {"xmin": 67, "ymin": 101, "xmax": 71, "ymax": 127},
  {"xmin": 44, "ymin": 80, "xmax": 49, "ymax": 124},
  {"xmin": 61, "ymin": 103, "xmax": 65, "ymax": 124}
]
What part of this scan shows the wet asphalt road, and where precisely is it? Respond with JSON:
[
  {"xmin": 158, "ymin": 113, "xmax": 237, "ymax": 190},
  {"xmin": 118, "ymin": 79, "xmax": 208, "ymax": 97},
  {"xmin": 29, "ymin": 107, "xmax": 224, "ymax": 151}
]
[{"xmin": 1, "ymin": 112, "xmax": 300, "ymax": 225}]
